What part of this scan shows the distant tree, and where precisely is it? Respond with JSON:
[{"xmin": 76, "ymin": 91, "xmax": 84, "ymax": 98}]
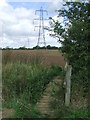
[
  {"xmin": 47, "ymin": 45, "xmax": 51, "ymax": 49},
  {"xmin": 19, "ymin": 46, "xmax": 26, "ymax": 50},
  {"xmin": 46, "ymin": 45, "xmax": 59, "ymax": 49},
  {"xmin": 33, "ymin": 45, "xmax": 40, "ymax": 49}
]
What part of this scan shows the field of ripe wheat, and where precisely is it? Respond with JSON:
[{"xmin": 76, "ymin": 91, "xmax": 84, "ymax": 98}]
[{"xmin": 2, "ymin": 50, "xmax": 66, "ymax": 68}]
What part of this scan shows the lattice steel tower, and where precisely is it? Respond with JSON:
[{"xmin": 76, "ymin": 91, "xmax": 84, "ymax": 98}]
[{"xmin": 34, "ymin": 7, "xmax": 48, "ymax": 48}]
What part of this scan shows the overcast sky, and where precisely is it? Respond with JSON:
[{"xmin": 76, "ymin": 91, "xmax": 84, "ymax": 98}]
[{"xmin": 0, "ymin": 0, "xmax": 65, "ymax": 48}]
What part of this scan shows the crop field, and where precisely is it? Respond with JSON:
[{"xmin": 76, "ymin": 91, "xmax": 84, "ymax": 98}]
[
  {"xmin": 2, "ymin": 50, "xmax": 66, "ymax": 68},
  {"xmin": 2, "ymin": 49, "xmax": 66, "ymax": 118},
  {"xmin": 1, "ymin": 50, "xmax": 88, "ymax": 118}
]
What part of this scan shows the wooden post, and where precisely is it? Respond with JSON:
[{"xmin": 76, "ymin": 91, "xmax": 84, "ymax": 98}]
[{"xmin": 65, "ymin": 65, "xmax": 72, "ymax": 106}]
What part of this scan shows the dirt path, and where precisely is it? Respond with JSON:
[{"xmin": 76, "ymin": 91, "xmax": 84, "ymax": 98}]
[
  {"xmin": 2, "ymin": 108, "xmax": 14, "ymax": 118},
  {"xmin": 36, "ymin": 76, "xmax": 62, "ymax": 117}
]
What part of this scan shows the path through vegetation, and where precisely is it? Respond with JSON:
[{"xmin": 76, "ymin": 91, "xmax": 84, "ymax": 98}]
[
  {"xmin": 2, "ymin": 76, "xmax": 62, "ymax": 118},
  {"xmin": 36, "ymin": 76, "xmax": 62, "ymax": 117}
]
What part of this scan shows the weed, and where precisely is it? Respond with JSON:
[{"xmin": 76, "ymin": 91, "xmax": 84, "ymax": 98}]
[{"xmin": 13, "ymin": 99, "xmax": 42, "ymax": 118}]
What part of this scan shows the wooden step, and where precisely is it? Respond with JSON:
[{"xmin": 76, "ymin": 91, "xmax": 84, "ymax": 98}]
[
  {"xmin": 43, "ymin": 93, "xmax": 51, "ymax": 96},
  {"xmin": 36, "ymin": 103, "xmax": 49, "ymax": 107},
  {"xmin": 36, "ymin": 76, "xmax": 62, "ymax": 117}
]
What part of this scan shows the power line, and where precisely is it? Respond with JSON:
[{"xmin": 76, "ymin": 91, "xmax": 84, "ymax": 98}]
[{"xmin": 34, "ymin": 7, "xmax": 48, "ymax": 49}]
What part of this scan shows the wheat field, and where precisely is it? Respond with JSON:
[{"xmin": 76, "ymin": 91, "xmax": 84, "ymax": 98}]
[{"xmin": 2, "ymin": 50, "xmax": 66, "ymax": 68}]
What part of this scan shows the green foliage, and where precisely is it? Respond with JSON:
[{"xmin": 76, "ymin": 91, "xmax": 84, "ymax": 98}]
[
  {"xmin": 2, "ymin": 45, "xmax": 60, "ymax": 50},
  {"xmin": 54, "ymin": 106, "xmax": 88, "ymax": 119},
  {"xmin": 2, "ymin": 99, "xmax": 17, "ymax": 109},
  {"xmin": 3, "ymin": 99, "xmax": 42, "ymax": 118},
  {"xmin": 49, "ymin": 2, "xmax": 89, "ymax": 87},
  {"xmin": 13, "ymin": 99, "xmax": 42, "ymax": 118},
  {"xmin": 3, "ymin": 62, "xmax": 62, "ymax": 104},
  {"xmin": 2, "ymin": 50, "xmax": 63, "ymax": 118},
  {"xmin": 18, "ymin": 46, "xmax": 26, "ymax": 50},
  {"xmin": 49, "ymin": 74, "xmax": 88, "ymax": 119},
  {"xmin": 49, "ymin": 77, "xmax": 64, "ymax": 111},
  {"xmin": 49, "ymin": 81, "xmax": 88, "ymax": 118}
]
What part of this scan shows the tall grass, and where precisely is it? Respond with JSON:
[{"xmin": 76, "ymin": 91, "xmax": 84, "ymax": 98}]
[
  {"xmin": 2, "ymin": 50, "xmax": 63, "ymax": 118},
  {"xmin": 3, "ymin": 62, "xmax": 62, "ymax": 105},
  {"xmin": 49, "ymin": 75, "xmax": 88, "ymax": 119},
  {"xmin": 3, "ymin": 63, "xmax": 63, "ymax": 118},
  {"xmin": 2, "ymin": 50, "xmax": 44, "ymax": 65}
]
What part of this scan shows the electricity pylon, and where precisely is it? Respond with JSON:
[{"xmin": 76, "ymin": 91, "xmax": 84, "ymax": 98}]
[{"xmin": 34, "ymin": 7, "xmax": 48, "ymax": 48}]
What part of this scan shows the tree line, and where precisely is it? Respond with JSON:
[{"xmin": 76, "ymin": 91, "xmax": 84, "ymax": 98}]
[{"xmin": 1, "ymin": 45, "xmax": 60, "ymax": 50}]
